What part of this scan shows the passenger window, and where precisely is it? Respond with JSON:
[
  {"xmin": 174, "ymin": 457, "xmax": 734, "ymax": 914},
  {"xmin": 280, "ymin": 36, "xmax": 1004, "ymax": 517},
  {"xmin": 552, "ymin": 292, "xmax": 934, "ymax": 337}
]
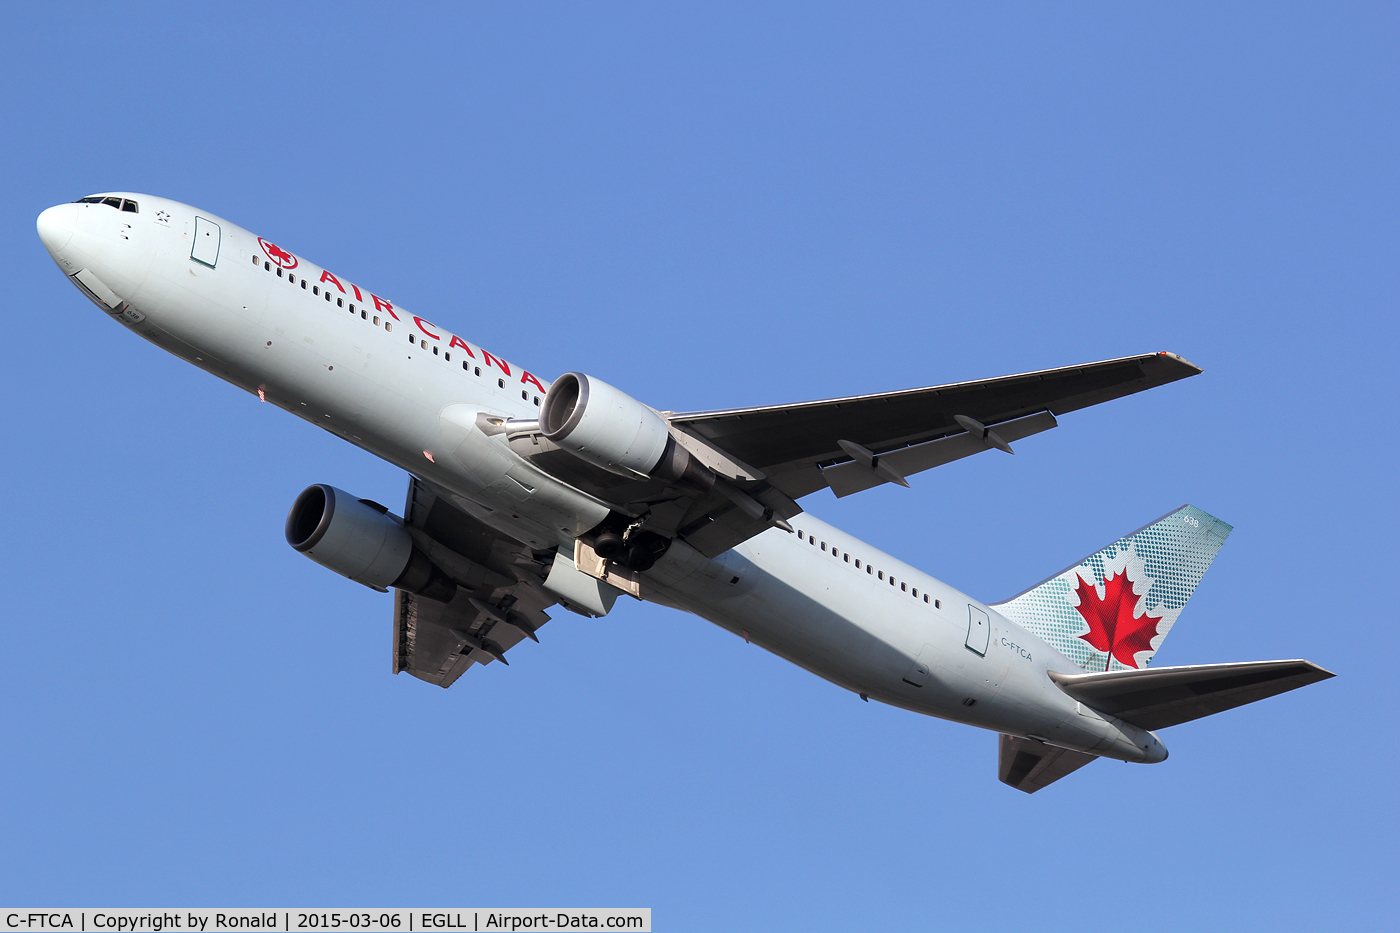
[
  {"xmin": 301, "ymin": 281, "xmax": 307, "ymax": 289},
  {"xmin": 373, "ymin": 316, "xmax": 379, "ymax": 325},
  {"xmin": 855, "ymin": 559, "xmax": 861, "ymax": 568},
  {"xmin": 844, "ymin": 554, "xmax": 850, "ymax": 563},
  {"xmin": 498, "ymin": 378, "xmax": 505, "ymax": 388},
  {"xmin": 521, "ymin": 390, "xmax": 528, "ymax": 400},
  {"xmin": 252, "ymin": 256, "xmax": 259, "ymax": 265},
  {"xmin": 265, "ymin": 262, "xmax": 271, "ymax": 271},
  {"xmin": 474, "ymin": 367, "xmax": 480, "ymax": 376},
  {"xmin": 935, "ymin": 600, "xmax": 942, "ymax": 609},
  {"xmin": 362, "ymin": 310, "xmax": 368, "ymax": 320},
  {"xmin": 821, "ymin": 542, "xmax": 827, "ymax": 551},
  {"xmin": 534, "ymin": 396, "xmax": 540, "ymax": 405},
  {"xmin": 385, "ymin": 322, "xmax": 392, "ymax": 332},
  {"xmin": 808, "ymin": 536, "xmax": 814, "ymax": 544},
  {"xmin": 288, "ymin": 275, "xmax": 295, "ymax": 284},
  {"xmin": 867, "ymin": 566, "xmax": 873, "ymax": 574},
  {"xmin": 349, "ymin": 304, "xmax": 355, "ymax": 313},
  {"xmin": 409, "ymin": 335, "xmax": 416, "ymax": 344},
  {"xmin": 325, "ymin": 292, "xmax": 331, "ymax": 301},
  {"xmin": 276, "ymin": 267, "xmax": 283, "ymax": 277},
  {"xmin": 433, "ymin": 346, "xmax": 439, "ymax": 355},
  {"xmin": 878, "ymin": 571, "xmax": 884, "ymax": 580},
  {"xmin": 901, "ymin": 582, "xmax": 907, "ymax": 592},
  {"xmin": 445, "ymin": 353, "xmax": 451, "ymax": 362},
  {"xmin": 462, "ymin": 361, "xmax": 470, "ymax": 372},
  {"xmin": 337, "ymin": 298, "xmax": 344, "ymax": 307},
  {"xmin": 923, "ymin": 594, "xmax": 929, "ymax": 603},
  {"xmin": 911, "ymin": 588, "xmax": 918, "ymax": 597},
  {"xmin": 121, "ymin": 199, "xmax": 138, "ymax": 212},
  {"xmin": 890, "ymin": 577, "xmax": 896, "ymax": 586}
]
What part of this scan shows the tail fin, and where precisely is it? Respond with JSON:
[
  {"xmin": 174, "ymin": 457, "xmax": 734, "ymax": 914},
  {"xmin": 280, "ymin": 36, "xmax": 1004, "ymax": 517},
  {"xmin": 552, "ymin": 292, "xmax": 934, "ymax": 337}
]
[{"xmin": 992, "ymin": 505, "xmax": 1232, "ymax": 672}]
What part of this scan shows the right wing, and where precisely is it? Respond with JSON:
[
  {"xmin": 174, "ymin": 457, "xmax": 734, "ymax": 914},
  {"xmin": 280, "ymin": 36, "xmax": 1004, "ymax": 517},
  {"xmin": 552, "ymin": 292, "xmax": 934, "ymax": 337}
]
[{"xmin": 392, "ymin": 477, "xmax": 559, "ymax": 687}]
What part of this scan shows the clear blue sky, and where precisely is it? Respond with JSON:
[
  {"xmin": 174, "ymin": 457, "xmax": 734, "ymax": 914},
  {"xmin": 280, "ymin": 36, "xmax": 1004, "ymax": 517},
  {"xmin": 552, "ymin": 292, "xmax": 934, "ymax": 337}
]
[{"xmin": 2, "ymin": 3, "xmax": 1394, "ymax": 929}]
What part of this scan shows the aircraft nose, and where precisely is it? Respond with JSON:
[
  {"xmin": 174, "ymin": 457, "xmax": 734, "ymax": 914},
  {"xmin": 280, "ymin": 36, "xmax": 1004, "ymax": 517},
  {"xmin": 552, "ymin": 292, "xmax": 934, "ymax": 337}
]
[{"xmin": 37, "ymin": 203, "xmax": 78, "ymax": 258}]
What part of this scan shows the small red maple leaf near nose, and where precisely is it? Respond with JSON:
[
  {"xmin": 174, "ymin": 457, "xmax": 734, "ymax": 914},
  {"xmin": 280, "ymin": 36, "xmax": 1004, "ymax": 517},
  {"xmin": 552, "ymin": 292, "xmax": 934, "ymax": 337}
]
[
  {"xmin": 258, "ymin": 237, "xmax": 297, "ymax": 269},
  {"xmin": 1073, "ymin": 569, "xmax": 1162, "ymax": 670}
]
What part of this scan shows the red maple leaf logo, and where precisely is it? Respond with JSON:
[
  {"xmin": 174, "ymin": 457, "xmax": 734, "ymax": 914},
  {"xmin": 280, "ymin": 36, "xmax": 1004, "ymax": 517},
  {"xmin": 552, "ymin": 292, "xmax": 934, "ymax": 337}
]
[
  {"xmin": 1073, "ymin": 569, "xmax": 1162, "ymax": 671},
  {"xmin": 258, "ymin": 237, "xmax": 298, "ymax": 270}
]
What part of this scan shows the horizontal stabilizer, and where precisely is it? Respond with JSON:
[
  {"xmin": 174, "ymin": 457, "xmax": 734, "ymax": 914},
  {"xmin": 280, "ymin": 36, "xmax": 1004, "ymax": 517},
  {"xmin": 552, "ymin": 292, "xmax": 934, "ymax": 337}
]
[
  {"xmin": 1049, "ymin": 660, "xmax": 1335, "ymax": 731},
  {"xmin": 998, "ymin": 734, "xmax": 1099, "ymax": 793}
]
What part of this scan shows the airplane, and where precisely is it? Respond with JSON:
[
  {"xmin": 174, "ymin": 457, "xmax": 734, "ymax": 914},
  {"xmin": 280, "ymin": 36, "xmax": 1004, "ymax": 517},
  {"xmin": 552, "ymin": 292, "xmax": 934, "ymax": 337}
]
[{"xmin": 35, "ymin": 192, "xmax": 1333, "ymax": 792}]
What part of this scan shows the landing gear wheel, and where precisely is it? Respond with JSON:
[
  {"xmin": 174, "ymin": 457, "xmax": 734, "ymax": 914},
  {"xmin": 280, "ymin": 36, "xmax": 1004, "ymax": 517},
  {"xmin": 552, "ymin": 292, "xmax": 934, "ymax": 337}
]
[
  {"xmin": 593, "ymin": 530, "xmax": 625, "ymax": 559},
  {"xmin": 624, "ymin": 547, "xmax": 656, "ymax": 572}
]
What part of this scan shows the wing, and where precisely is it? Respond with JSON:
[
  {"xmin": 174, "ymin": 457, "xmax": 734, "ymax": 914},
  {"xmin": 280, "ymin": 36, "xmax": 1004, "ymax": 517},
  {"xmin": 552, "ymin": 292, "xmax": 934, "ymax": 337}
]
[
  {"xmin": 392, "ymin": 476, "xmax": 559, "ymax": 687},
  {"xmin": 502, "ymin": 352, "xmax": 1200, "ymax": 560},
  {"xmin": 669, "ymin": 352, "xmax": 1201, "ymax": 502}
]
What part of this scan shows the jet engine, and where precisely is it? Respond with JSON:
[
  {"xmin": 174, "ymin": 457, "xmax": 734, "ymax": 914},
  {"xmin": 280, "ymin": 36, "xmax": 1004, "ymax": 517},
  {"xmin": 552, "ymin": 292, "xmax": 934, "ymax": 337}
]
[
  {"xmin": 539, "ymin": 372, "xmax": 714, "ymax": 492},
  {"xmin": 285, "ymin": 484, "xmax": 457, "ymax": 602}
]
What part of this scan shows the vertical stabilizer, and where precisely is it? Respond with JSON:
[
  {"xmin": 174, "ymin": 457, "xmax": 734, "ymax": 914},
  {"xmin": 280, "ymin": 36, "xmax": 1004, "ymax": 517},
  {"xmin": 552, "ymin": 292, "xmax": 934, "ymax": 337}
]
[{"xmin": 992, "ymin": 505, "xmax": 1231, "ymax": 672}]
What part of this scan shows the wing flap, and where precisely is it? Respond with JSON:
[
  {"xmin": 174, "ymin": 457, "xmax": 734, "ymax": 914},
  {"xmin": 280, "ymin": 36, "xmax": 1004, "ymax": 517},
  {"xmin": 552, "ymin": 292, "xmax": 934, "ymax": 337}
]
[
  {"xmin": 821, "ymin": 410, "xmax": 1058, "ymax": 497},
  {"xmin": 1048, "ymin": 660, "xmax": 1336, "ymax": 731},
  {"xmin": 392, "ymin": 477, "xmax": 557, "ymax": 687}
]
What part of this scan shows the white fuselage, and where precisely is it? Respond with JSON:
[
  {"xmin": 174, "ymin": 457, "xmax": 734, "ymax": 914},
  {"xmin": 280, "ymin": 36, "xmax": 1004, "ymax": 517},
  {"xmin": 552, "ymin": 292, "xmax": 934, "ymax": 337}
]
[{"xmin": 37, "ymin": 193, "xmax": 1167, "ymax": 764}]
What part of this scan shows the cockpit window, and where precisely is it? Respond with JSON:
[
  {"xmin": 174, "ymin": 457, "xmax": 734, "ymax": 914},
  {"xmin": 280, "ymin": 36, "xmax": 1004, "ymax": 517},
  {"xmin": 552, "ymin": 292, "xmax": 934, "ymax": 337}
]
[{"xmin": 73, "ymin": 196, "xmax": 138, "ymax": 212}]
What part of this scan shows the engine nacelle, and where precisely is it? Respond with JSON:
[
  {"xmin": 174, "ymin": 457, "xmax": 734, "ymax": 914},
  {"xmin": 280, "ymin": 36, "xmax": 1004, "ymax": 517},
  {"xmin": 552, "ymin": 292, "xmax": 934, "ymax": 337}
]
[
  {"xmin": 539, "ymin": 373, "xmax": 672, "ymax": 479},
  {"xmin": 538, "ymin": 373, "xmax": 715, "ymax": 497},
  {"xmin": 285, "ymin": 484, "xmax": 456, "ymax": 602}
]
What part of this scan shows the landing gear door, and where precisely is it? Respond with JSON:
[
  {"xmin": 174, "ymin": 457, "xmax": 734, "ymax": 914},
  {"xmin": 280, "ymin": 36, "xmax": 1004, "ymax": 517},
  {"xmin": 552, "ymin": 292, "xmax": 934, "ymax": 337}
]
[
  {"xmin": 966, "ymin": 605, "xmax": 989, "ymax": 656},
  {"xmin": 191, "ymin": 216, "xmax": 221, "ymax": 267}
]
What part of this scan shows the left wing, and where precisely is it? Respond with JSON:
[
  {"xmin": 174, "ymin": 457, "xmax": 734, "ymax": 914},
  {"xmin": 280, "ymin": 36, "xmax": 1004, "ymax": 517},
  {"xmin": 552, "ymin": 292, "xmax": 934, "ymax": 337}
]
[
  {"xmin": 669, "ymin": 351, "xmax": 1201, "ymax": 502},
  {"xmin": 393, "ymin": 477, "xmax": 558, "ymax": 687},
  {"xmin": 506, "ymin": 353, "xmax": 1200, "ymax": 559}
]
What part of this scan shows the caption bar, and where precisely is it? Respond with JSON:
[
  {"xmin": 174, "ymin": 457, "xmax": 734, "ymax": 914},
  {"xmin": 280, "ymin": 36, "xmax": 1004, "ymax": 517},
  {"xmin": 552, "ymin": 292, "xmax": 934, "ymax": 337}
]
[{"xmin": 2, "ymin": 913, "xmax": 649, "ymax": 933}]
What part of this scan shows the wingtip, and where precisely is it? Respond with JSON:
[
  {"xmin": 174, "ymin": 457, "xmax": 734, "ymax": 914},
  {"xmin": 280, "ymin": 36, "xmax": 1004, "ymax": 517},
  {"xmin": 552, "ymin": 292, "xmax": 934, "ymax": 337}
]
[{"xmin": 1157, "ymin": 351, "xmax": 1204, "ymax": 375}]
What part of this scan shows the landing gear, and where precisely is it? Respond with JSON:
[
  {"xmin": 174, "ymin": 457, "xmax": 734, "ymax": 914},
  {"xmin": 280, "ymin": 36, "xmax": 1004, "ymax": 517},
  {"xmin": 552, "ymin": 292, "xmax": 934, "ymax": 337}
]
[
  {"xmin": 593, "ymin": 530, "xmax": 626, "ymax": 559},
  {"xmin": 584, "ymin": 515, "xmax": 671, "ymax": 574}
]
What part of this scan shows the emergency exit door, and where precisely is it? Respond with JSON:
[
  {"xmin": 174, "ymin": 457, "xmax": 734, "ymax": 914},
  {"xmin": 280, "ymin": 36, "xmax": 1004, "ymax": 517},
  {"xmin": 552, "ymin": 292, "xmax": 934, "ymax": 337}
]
[
  {"xmin": 191, "ymin": 216, "xmax": 220, "ymax": 267},
  {"xmin": 966, "ymin": 605, "xmax": 989, "ymax": 656}
]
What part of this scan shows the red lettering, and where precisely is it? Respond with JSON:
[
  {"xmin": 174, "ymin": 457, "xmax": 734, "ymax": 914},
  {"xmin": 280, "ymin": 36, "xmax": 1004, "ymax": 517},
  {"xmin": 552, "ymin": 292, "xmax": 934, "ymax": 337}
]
[
  {"xmin": 481, "ymin": 350, "xmax": 511, "ymax": 377},
  {"xmin": 448, "ymin": 335, "xmax": 476, "ymax": 357},
  {"xmin": 351, "ymin": 284, "xmax": 363, "ymax": 302},
  {"xmin": 521, "ymin": 371, "xmax": 546, "ymax": 392},
  {"xmin": 371, "ymin": 294, "xmax": 400, "ymax": 321},
  {"xmin": 319, "ymin": 271, "xmax": 346, "ymax": 293},
  {"xmin": 413, "ymin": 316, "xmax": 440, "ymax": 340}
]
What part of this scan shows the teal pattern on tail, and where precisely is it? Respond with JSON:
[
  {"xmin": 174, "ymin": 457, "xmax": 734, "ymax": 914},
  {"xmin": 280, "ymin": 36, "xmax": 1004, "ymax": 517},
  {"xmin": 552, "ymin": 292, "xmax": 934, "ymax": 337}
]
[{"xmin": 991, "ymin": 505, "xmax": 1232, "ymax": 672}]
